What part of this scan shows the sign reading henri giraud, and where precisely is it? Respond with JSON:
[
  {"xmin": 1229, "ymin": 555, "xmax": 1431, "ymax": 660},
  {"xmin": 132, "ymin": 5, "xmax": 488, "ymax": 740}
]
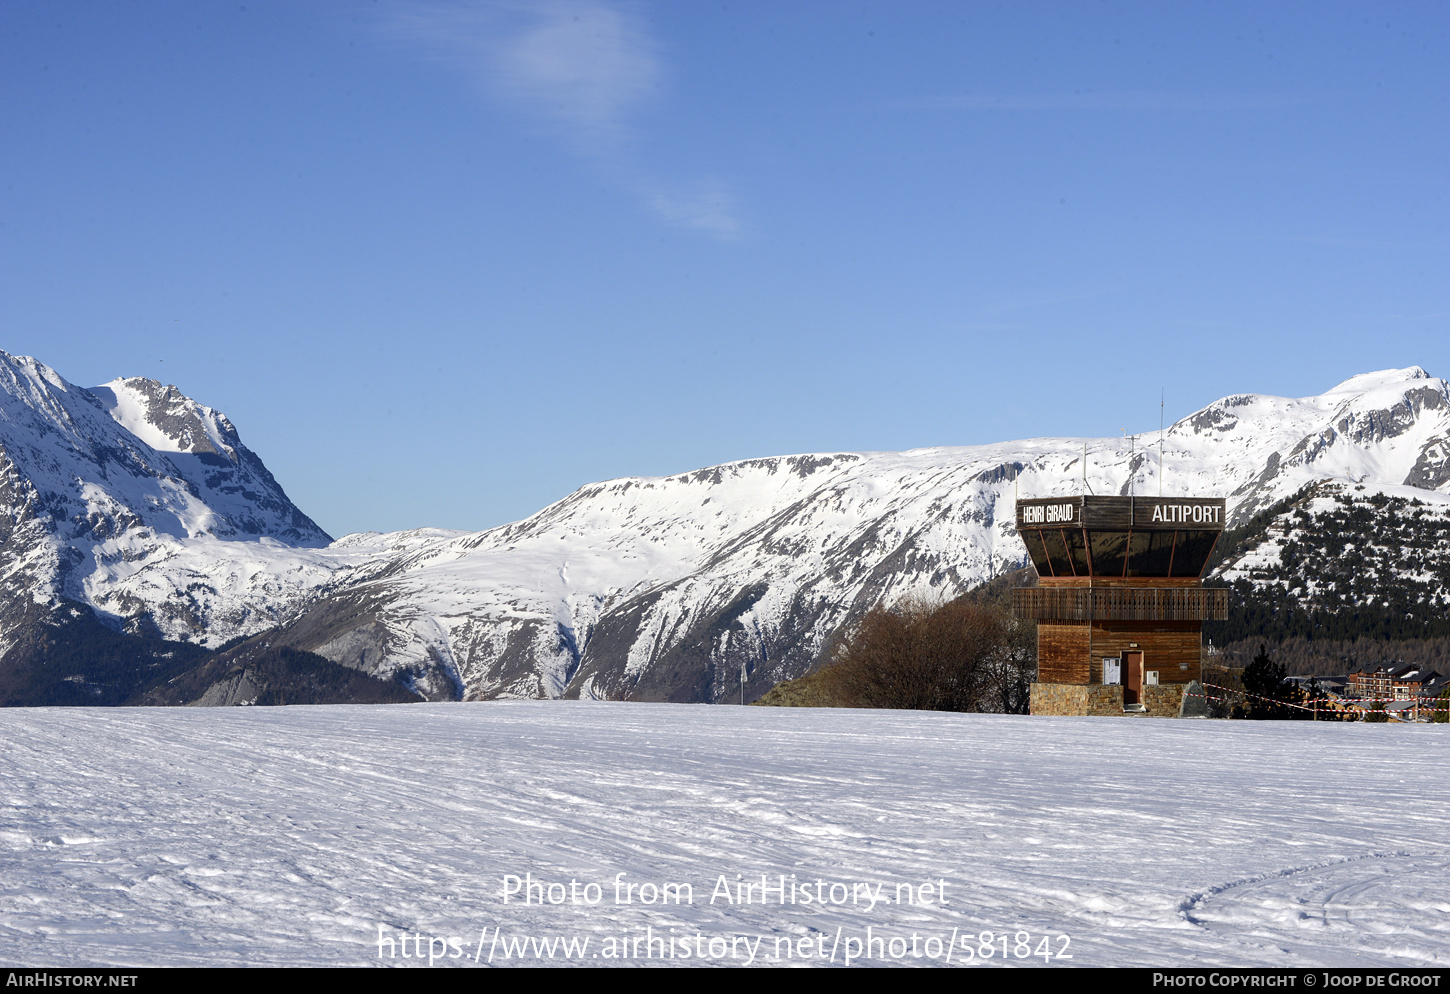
[{"xmin": 1018, "ymin": 502, "xmax": 1077, "ymax": 525}]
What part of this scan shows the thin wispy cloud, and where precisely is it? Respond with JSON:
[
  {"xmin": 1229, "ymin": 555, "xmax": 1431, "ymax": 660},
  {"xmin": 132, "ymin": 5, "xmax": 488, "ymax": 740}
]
[
  {"xmin": 892, "ymin": 91, "xmax": 1316, "ymax": 112},
  {"xmin": 385, "ymin": 1, "xmax": 742, "ymax": 238},
  {"xmin": 645, "ymin": 180, "xmax": 741, "ymax": 239},
  {"xmin": 502, "ymin": 1, "xmax": 658, "ymax": 151}
]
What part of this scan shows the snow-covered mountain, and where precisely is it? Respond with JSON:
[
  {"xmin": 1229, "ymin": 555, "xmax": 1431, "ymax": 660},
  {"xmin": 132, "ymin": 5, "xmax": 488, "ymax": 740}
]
[
  {"xmin": 0, "ymin": 352, "xmax": 332, "ymax": 662},
  {"xmin": 2, "ymin": 350, "xmax": 1448, "ymax": 705},
  {"xmin": 255, "ymin": 366, "xmax": 1450, "ymax": 704}
]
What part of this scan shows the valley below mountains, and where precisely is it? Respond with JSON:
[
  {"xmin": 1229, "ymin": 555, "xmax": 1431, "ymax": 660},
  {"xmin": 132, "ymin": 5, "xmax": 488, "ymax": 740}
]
[{"xmin": 2, "ymin": 349, "xmax": 1449, "ymax": 707}]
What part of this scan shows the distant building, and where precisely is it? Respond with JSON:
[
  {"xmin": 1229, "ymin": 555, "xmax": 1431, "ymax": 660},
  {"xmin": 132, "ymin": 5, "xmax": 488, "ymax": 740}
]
[
  {"xmin": 1346, "ymin": 664, "xmax": 1447, "ymax": 720},
  {"xmin": 1013, "ymin": 495, "xmax": 1228, "ymax": 717},
  {"xmin": 1283, "ymin": 676, "xmax": 1361, "ymax": 719}
]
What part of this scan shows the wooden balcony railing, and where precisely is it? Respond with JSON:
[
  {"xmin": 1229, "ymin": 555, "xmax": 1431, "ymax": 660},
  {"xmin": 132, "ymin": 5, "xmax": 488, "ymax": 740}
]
[{"xmin": 1011, "ymin": 586, "xmax": 1229, "ymax": 622}]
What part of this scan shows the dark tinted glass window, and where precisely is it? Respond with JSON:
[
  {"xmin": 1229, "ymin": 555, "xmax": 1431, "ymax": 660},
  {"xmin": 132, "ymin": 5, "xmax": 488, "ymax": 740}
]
[
  {"xmin": 1125, "ymin": 530, "xmax": 1176, "ymax": 576},
  {"xmin": 1088, "ymin": 530, "xmax": 1129, "ymax": 577},
  {"xmin": 1040, "ymin": 528, "xmax": 1075, "ymax": 576},
  {"xmin": 1024, "ymin": 530, "xmax": 1054, "ymax": 576},
  {"xmin": 1062, "ymin": 528, "xmax": 1090, "ymax": 576},
  {"xmin": 1170, "ymin": 530, "xmax": 1219, "ymax": 577}
]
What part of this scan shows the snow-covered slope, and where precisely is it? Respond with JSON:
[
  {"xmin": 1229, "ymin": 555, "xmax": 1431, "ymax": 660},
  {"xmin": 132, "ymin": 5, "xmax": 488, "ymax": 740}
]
[
  {"xmin": 1171, "ymin": 368, "xmax": 1450, "ymax": 518},
  {"xmin": 3, "ymin": 351, "xmax": 1449, "ymax": 705},
  {"xmin": 262, "ymin": 367, "xmax": 1450, "ymax": 704},
  {"xmin": 0, "ymin": 351, "xmax": 331, "ymax": 658},
  {"xmin": 2, "ymin": 703, "xmax": 1446, "ymax": 967},
  {"xmin": 1210, "ymin": 482, "xmax": 1450, "ymax": 642}
]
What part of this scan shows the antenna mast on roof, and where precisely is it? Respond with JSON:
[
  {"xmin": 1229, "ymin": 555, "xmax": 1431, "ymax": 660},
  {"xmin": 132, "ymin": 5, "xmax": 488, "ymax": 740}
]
[
  {"xmin": 1159, "ymin": 388, "xmax": 1165, "ymax": 498},
  {"xmin": 1123, "ymin": 429, "xmax": 1135, "ymax": 498}
]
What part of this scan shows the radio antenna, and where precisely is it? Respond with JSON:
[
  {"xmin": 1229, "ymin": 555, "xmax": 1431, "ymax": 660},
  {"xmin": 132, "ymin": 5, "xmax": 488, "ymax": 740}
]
[
  {"xmin": 1159, "ymin": 388, "xmax": 1165, "ymax": 498},
  {"xmin": 1123, "ymin": 429, "xmax": 1134, "ymax": 498}
]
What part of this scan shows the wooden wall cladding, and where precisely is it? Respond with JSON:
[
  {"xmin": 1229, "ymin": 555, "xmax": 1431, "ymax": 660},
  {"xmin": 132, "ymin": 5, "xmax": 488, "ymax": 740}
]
[
  {"xmin": 1037, "ymin": 622, "xmax": 1091, "ymax": 685},
  {"xmin": 1088, "ymin": 622, "xmax": 1201, "ymax": 684}
]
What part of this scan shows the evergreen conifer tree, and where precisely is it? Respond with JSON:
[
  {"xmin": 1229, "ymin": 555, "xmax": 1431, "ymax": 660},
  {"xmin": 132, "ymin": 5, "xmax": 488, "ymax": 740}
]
[
  {"xmin": 1432, "ymin": 685, "xmax": 1450, "ymax": 725},
  {"xmin": 1240, "ymin": 645, "xmax": 1303, "ymax": 719}
]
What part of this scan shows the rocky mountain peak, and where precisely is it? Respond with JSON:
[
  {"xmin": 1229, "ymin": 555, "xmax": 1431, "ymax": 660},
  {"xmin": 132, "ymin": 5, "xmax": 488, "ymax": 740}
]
[
  {"xmin": 0, "ymin": 349, "xmax": 332, "ymax": 660},
  {"xmin": 90, "ymin": 377, "xmax": 241, "ymax": 463}
]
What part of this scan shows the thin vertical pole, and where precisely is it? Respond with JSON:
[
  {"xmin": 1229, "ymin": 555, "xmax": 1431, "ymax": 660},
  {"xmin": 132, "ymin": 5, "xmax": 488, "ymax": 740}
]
[
  {"xmin": 1159, "ymin": 389, "xmax": 1165, "ymax": 498},
  {"xmin": 1129, "ymin": 433, "xmax": 1135, "ymax": 519}
]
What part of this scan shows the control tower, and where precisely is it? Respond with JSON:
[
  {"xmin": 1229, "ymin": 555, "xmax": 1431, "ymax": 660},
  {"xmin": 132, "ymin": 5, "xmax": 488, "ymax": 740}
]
[{"xmin": 1012, "ymin": 496, "xmax": 1228, "ymax": 716}]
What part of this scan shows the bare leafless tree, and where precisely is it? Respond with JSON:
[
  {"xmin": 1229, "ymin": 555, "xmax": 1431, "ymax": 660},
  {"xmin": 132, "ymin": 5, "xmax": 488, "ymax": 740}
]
[
  {"xmin": 980, "ymin": 615, "xmax": 1037, "ymax": 714},
  {"xmin": 820, "ymin": 596, "xmax": 1022, "ymax": 712}
]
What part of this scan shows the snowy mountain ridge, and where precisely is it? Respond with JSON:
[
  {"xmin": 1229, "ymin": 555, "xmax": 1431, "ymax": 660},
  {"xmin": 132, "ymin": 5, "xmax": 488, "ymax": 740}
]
[
  {"xmin": 2, "ymin": 350, "xmax": 1448, "ymax": 704},
  {"xmin": 251, "ymin": 364, "xmax": 1450, "ymax": 703}
]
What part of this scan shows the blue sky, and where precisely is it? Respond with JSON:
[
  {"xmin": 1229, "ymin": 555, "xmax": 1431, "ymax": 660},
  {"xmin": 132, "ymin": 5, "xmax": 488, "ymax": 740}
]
[{"xmin": 3, "ymin": 1, "xmax": 1445, "ymax": 537}]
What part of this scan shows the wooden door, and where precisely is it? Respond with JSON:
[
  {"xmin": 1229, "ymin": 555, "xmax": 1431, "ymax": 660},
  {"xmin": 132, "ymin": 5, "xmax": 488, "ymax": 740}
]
[{"xmin": 1123, "ymin": 651, "xmax": 1144, "ymax": 706}]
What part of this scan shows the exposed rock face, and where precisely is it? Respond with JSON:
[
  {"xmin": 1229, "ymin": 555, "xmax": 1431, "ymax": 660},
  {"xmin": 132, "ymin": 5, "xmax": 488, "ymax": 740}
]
[{"xmin": 1404, "ymin": 432, "xmax": 1450, "ymax": 490}]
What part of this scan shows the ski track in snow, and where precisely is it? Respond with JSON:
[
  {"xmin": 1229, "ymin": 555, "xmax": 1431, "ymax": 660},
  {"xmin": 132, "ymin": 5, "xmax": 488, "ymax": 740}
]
[{"xmin": 1, "ymin": 704, "xmax": 1447, "ymax": 968}]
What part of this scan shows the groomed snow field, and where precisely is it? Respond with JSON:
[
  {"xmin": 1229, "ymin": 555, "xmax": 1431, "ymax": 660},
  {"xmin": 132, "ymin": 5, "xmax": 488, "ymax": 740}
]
[{"xmin": 1, "ymin": 703, "xmax": 1446, "ymax": 968}]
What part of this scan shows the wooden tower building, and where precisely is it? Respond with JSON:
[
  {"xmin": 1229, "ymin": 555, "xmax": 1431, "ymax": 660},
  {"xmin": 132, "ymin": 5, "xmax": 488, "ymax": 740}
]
[{"xmin": 1013, "ymin": 496, "xmax": 1229, "ymax": 716}]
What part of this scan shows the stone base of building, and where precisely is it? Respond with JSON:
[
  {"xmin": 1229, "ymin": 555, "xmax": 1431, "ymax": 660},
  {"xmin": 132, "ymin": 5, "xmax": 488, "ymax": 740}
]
[{"xmin": 1029, "ymin": 681, "xmax": 1207, "ymax": 718}]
